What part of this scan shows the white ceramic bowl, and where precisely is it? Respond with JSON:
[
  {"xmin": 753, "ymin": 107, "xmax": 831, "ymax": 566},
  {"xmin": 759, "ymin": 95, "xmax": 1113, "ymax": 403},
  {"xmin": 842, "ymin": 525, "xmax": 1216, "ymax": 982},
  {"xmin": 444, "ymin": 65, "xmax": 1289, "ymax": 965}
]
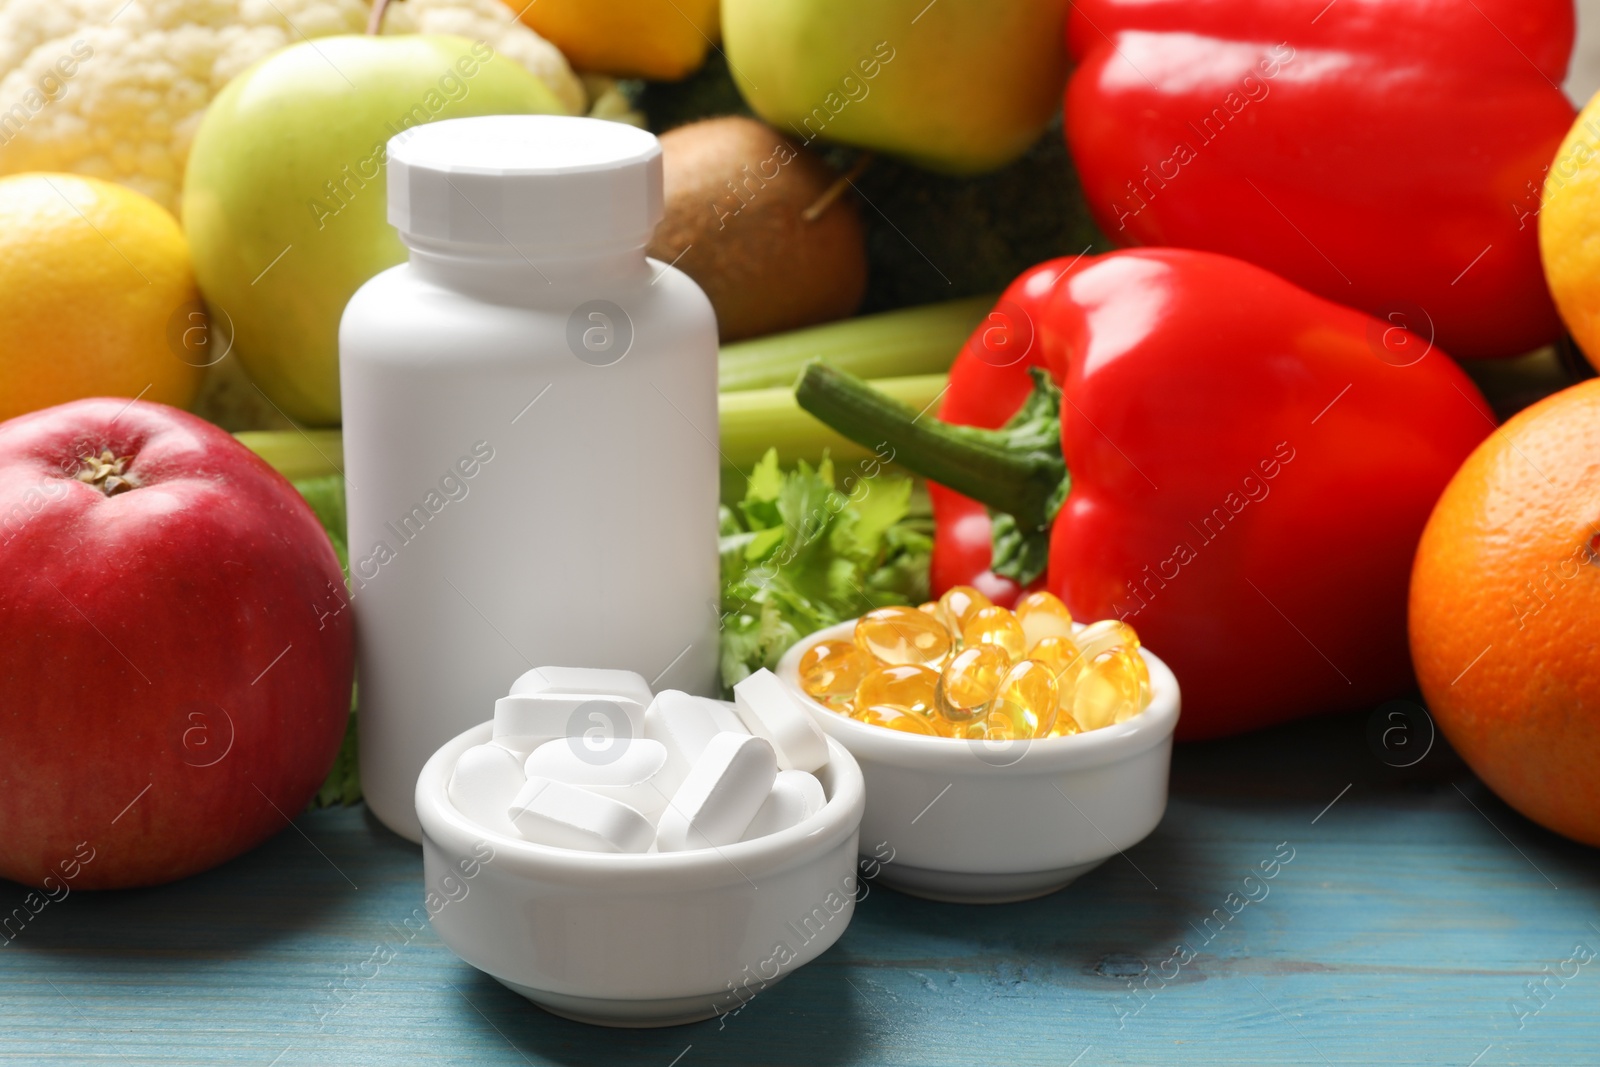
[
  {"xmin": 775, "ymin": 620, "xmax": 1180, "ymax": 904},
  {"xmin": 416, "ymin": 721, "xmax": 866, "ymax": 1028}
]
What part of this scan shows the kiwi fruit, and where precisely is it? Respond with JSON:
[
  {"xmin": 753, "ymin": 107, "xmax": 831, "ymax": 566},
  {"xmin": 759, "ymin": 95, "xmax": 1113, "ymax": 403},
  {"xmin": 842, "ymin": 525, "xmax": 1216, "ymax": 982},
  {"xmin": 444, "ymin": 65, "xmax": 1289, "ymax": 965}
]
[{"xmin": 649, "ymin": 116, "xmax": 868, "ymax": 342}]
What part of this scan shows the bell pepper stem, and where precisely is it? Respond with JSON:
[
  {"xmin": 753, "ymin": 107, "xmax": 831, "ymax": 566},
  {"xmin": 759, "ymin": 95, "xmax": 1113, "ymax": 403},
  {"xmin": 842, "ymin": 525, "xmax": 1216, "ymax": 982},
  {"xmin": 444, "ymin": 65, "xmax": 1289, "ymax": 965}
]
[{"xmin": 795, "ymin": 362, "xmax": 1064, "ymax": 531}]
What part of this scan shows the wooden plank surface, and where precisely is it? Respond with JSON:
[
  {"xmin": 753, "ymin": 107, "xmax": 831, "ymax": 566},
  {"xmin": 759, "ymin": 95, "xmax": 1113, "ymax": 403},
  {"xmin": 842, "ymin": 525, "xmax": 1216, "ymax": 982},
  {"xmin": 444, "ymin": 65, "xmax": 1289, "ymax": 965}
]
[{"xmin": 3, "ymin": 708, "xmax": 1596, "ymax": 1066}]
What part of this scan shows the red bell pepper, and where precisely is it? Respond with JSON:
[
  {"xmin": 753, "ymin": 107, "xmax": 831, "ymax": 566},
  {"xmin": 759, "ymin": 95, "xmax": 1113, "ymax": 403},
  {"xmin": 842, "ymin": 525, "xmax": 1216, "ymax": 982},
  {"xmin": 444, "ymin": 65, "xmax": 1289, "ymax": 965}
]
[
  {"xmin": 1064, "ymin": 0, "xmax": 1575, "ymax": 360},
  {"xmin": 796, "ymin": 249, "xmax": 1495, "ymax": 739}
]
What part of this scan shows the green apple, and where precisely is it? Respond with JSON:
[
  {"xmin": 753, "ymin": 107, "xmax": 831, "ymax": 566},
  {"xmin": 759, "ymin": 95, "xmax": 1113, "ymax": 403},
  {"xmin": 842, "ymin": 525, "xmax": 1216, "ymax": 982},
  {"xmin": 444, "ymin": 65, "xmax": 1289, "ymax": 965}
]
[
  {"xmin": 721, "ymin": 0, "xmax": 1068, "ymax": 176},
  {"xmin": 183, "ymin": 35, "xmax": 565, "ymax": 426}
]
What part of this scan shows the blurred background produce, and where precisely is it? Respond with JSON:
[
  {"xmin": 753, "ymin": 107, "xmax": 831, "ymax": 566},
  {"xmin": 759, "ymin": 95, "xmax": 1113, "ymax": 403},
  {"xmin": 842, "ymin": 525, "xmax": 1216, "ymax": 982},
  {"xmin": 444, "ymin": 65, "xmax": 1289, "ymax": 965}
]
[
  {"xmin": 0, "ymin": 173, "xmax": 201, "ymax": 421},
  {"xmin": 506, "ymin": 0, "xmax": 718, "ymax": 80},
  {"xmin": 0, "ymin": 0, "xmax": 1596, "ymax": 861},
  {"xmin": 183, "ymin": 28, "xmax": 568, "ymax": 425},
  {"xmin": 722, "ymin": 0, "xmax": 1069, "ymax": 175},
  {"xmin": 650, "ymin": 116, "xmax": 867, "ymax": 342},
  {"xmin": 1064, "ymin": 0, "xmax": 1574, "ymax": 360},
  {"xmin": 1541, "ymin": 87, "xmax": 1600, "ymax": 372},
  {"xmin": 0, "ymin": 0, "xmax": 585, "ymax": 213}
]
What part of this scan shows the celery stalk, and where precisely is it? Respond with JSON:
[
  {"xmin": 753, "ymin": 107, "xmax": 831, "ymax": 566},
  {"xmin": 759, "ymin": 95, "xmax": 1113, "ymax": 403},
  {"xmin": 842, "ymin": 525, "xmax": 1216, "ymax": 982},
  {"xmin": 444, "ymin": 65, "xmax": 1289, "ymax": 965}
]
[
  {"xmin": 718, "ymin": 373, "xmax": 947, "ymax": 473},
  {"xmin": 718, "ymin": 296, "xmax": 991, "ymax": 392},
  {"xmin": 234, "ymin": 429, "xmax": 344, "ymax": 482},
  {"xmin": 239, "ymin": 373, "xmax": 949, "ymax": 484}
]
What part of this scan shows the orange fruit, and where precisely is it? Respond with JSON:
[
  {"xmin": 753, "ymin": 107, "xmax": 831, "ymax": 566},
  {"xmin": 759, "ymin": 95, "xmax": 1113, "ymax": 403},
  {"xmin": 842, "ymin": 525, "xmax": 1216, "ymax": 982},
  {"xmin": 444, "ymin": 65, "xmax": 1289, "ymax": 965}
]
[
  {"xmin": 505, "ymin": 0, "xmax": 719, "ymax": 81},
  {"xmin": 1410, "ymin": 378, "xmax": 1600, "ymax": 846},
  {"xmin": 0, "ymin": 173, "xmax": 203, "ymax": 423}
]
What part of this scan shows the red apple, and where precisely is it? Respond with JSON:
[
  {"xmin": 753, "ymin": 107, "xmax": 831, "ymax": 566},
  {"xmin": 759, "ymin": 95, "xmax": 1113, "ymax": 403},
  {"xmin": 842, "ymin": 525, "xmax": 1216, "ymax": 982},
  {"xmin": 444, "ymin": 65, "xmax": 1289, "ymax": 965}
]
[{"xmin": 0, "ymin": 399, "xmax": 354, "ymax": 889}]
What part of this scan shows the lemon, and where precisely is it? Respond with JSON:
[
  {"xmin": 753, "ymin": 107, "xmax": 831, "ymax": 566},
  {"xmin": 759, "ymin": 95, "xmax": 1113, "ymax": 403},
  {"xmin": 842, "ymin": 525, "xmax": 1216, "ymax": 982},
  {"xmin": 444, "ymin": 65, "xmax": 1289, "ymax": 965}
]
[
  {"xmin": 1538, "ymin": 99, "xmax": 1600, "ymax": 370},
  {"xmin": 0, "ymin": 173, "xmax": 203, "ymax": 424}
]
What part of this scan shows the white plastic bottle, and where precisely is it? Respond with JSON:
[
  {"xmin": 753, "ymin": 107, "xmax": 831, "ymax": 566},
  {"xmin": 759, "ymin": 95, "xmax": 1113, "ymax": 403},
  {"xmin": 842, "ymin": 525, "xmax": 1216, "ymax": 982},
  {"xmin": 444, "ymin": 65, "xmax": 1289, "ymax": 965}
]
[{"xmin": 340, "ymin": 115, "xmax": 720, "ymax": 842}]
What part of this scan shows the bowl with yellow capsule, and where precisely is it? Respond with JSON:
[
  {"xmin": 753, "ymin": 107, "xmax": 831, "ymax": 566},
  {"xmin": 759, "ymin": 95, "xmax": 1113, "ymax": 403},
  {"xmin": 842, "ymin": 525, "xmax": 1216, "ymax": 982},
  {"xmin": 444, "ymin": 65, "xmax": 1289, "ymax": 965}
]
[{"xmin": 775, "ymin": 588, "xmax": 1179, "ymax": 903}]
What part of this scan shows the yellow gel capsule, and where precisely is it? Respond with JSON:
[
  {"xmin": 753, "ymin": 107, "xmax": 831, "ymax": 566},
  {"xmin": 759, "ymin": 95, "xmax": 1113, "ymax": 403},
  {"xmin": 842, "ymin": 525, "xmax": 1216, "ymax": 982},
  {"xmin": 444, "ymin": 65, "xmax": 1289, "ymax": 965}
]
[
  {"xmin": 797, "ymin": 639, "xmax": 875, "ymax": 710},
  {"xmin": 964, "ymin": 712, "xmax": 1022, "ymax": 742},
  {"xmin": 855, "ymin": 704, "xmax": 937, "ymax": 736},
  {"xmin": 1016, "ymin": 590, "xmax": 1075, "ymax": 650},
  {"xmin": 1072, "ymin": 649, "xmax": 1146, "ymax": 730},
  {"xmin": 1026, "ymin": 634, "xmax": 1084, "ymax": 693},
  {"xmin": 917, "ymin": 601, "xmax": 940, "ymax": 617},
  {"xmin": 940, "ymin": 716, "xmax": 994, "ymax": 740},
  {"xmin": 1075, "ymin": 618, "xmax": 1142, "ymax": 660},
  {"xmin": 1047, "ymin": 710, "xmax": 1084, "ymax": 738},
  {"xmin": 853, "ymin": 663, "xmax": 939, "ymax": 720},
  {"xmin": 961, "ymin": 604, "xmax": 1027, "ymax": 662},
  {"xmin": 1119, "ymin": 649, "xmax": 1153, "ymax": 718},
  {"xmin": 988, "ymin": 659, "xmax": 1059, "ymax": 738},
  {"xmin": 937, "ymin": 584, "xmax": 992, "ymax": 637},
  {"xmin": 928, "ymin": 715, "xmax": 972, "ymax": 739},
  {"xmin": 853, "ymin": 606, "xmax": 953, "ymax": 668},
  {"xmin": 935, "ymin": 644, "xmax": 1009, "ymax": 725},
  {"xmin": 1071, "ymin": 618, "xmax": 1152, "ymax": 718}
]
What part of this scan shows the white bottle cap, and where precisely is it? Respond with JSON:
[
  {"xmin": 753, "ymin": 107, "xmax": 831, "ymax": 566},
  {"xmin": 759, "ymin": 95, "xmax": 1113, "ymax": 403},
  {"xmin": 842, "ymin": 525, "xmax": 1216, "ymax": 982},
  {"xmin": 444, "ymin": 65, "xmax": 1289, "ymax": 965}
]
[{"xmin": 387, "ymin": 115, "xmax": 663, "ymax": 256}]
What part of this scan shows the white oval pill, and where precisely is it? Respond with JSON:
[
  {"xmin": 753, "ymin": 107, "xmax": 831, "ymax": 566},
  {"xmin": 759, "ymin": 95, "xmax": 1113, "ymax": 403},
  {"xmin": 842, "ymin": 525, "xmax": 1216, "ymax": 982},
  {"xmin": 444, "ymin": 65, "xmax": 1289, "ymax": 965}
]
[
  {"xmin": 447, "ymin": 743, "xmax": 527, "ymax": 838},
  {"xmin": 732, "ymin": 668, "xmax": 830, "ymax": 773},
  {"xmin": 644, "ymin": 690, "xmax": 749, "ymax": 793},
  {"xmin": 740, "ymin": 769, "xmax": 827, "ymax": 841},
  {"xmin": 523, "ymin": 737, "xmax": 672, "ymax": 820},
  {"xmin": 508, "ymin": 666, "xmax": 654, "ymax": 710},
  {"xmin": 656, "ymin": 733, "xmax": 777, "ymax": 852},
  {"xmin": 493, "ymin": 691, "xmax": 645, "ymax": 760},
  {"xmin": 507, "ymin": 776, "xmax": 655, "ymax": 853}
]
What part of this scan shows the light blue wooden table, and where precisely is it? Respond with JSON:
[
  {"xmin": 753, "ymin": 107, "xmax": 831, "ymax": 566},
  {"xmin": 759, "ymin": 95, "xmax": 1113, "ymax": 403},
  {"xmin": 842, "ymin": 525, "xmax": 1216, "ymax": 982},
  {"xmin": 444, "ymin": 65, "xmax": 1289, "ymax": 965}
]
[{"xmin": 4, "ymin": 708, "xmax": 1596, "ymax": 1066}]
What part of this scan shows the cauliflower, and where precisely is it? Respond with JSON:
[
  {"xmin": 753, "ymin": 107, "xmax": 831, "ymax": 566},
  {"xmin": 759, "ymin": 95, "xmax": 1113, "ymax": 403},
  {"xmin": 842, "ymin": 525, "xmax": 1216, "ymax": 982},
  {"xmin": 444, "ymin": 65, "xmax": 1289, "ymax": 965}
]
[{"xmin": 0, "ymin": 0, "xmax": 585, "ymax": 213}]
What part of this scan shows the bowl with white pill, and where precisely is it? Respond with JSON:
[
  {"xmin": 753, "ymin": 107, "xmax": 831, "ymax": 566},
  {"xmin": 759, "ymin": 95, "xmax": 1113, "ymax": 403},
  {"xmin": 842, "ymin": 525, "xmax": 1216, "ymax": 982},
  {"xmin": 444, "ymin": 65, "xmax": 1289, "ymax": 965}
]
[
  {"xmin": 415, "ymin": 666, "xmax": 866, "ymax": 1028},
  {"xmin": 775, "ymin": 619, "xmax": 1180, "ymax": 904}
]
